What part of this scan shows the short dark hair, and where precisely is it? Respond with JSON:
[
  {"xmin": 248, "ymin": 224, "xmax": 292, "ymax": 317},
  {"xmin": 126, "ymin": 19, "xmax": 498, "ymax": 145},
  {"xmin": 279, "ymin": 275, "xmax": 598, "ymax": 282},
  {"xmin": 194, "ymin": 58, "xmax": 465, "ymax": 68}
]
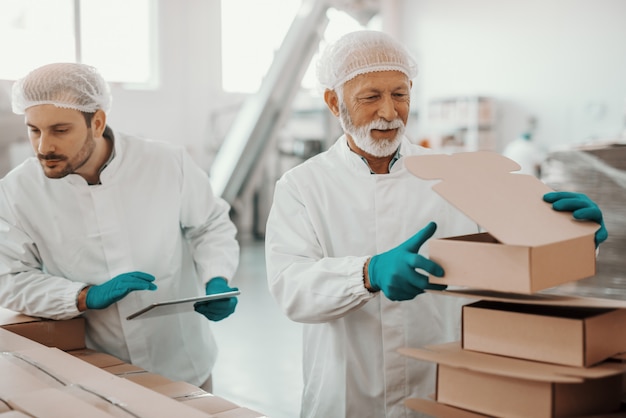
[
  {"xmin": 81, "ymin": 111, "xmax": 113, "ymax": 140},
  {"xmin": 81, "ymin": 111, "xmax": 94, "ymax": 127}
]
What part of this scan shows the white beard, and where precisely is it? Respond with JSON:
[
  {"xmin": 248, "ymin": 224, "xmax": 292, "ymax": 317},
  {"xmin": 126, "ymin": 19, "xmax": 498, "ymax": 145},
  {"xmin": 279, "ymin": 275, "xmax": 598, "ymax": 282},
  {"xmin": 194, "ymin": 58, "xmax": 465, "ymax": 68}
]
[{"xmin": 339, "ymin": 102, "xmax": 405, "ymax": 157}]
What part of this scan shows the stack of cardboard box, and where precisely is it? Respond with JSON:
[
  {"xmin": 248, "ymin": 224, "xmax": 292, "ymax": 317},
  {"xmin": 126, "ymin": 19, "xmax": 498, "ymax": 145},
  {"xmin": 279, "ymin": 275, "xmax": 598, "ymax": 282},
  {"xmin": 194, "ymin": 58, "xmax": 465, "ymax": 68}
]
[
  {"xmin": 399, "ymin": 152, "xmax": 626, "ymax": 417},
  {"xmin": 0, "ymin": 308, "xmax": 267, "ymax": 417}
]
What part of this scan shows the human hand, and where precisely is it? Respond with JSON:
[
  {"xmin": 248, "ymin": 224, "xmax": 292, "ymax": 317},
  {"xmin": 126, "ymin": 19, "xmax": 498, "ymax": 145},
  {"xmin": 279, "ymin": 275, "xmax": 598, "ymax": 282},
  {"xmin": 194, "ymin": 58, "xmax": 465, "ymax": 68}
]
[
  {"xmin": 368, "ymin": 222, "xmax": 446, "ymax": 301},
  {"xmin": 543, "ymin": 191, "xmax": 608, "ymax": 247},
  {"xmin": 194, "ymin": 277, "xmax": 239, "ymax": 321},
  {"xmin": 86, "ymin": 271, "xmax": 157, "ymax": 310}
]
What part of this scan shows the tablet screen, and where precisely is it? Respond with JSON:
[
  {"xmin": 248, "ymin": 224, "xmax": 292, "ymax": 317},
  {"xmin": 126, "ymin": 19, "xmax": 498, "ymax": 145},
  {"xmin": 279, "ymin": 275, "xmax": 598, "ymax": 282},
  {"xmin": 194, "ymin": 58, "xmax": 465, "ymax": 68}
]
[{"xmin": 126, "ymin": 290, "xmax": 240, "ymax": 320}]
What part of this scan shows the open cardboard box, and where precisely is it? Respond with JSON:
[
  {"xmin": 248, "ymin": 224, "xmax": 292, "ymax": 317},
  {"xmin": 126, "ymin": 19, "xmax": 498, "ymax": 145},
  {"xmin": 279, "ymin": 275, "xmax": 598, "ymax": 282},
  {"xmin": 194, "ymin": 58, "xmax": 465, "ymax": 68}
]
[
  {"xmin": 399, "ymin": 342, "xmax": 626, "ymax": 417},
  {"xmin": 462, "ymin": 300, "xmax": 626, "ymax": 367},
  {"xmin": 404, "ymin": 151, "xmax": 598, "ymax": 294}
]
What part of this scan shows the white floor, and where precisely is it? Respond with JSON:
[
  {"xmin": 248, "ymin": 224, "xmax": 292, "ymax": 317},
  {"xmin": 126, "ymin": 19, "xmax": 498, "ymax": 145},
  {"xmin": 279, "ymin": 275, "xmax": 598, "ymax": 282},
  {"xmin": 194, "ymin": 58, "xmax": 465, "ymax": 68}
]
[{"xmin": 211, "ymin": 239, "xmax": 303, "ymax": 418}]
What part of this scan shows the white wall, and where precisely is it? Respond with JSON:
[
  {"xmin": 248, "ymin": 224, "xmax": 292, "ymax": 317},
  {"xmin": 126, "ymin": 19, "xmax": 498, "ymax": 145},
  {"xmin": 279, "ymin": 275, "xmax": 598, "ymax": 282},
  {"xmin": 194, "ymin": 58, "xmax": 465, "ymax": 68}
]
[
  {"xmin": 399, "ymin": 0, "xmax": 626, "ymax": 152},
  {"xmin": 107, "ymin": 0, "xmax": 242, "ymax": 171},
  {"xmin": 0, "ymin": 0, "xmax": 243, "ymax": 173},
  {"xmin": 4, "ymin": 1, "xmax": 625, "ymax": 171}
]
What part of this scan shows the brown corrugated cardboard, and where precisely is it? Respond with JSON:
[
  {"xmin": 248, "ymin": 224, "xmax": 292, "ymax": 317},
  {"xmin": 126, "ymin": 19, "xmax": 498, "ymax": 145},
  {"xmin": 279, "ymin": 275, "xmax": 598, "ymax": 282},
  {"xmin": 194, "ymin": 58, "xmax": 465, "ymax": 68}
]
[
  {"xmin": 180, "ymin": 393, "xmax": 242, "ymax": 414},
  {"xmin": 67, "ymin": 348, "xmax": 125, "ymax": 368},
  {"xmin": 462, "ymin": 300, "xmax": 626, "ymax": 367},
  {"xmin": 121, "ymin": 371, "xmax": 175, "ymax": 389},
  {"xmin": 0, "ymin": 412, "xmax": 35, "ymax": 417},
  {"xmin": 101, "ymin": 362, "xmax": 145, "ymax": 375},
  {"xmin": 150, "ymin": 381, "xmax": 206, "ymax": 399},
  {"xmin": 431, "ymin": 288, "xmax": 626, "ymax": 309},
  {"xmin": 0, "ymin": 307, "xmax": 85, "ymax": 351},
  {"xmin": 405, "ymin": 397, "xmax": 488, "ymax": 417},
  {"xmin": 405, "ymin": 151, "xmax": 598, "ymax": 294},
  {"xmin": 7, "ymin": 387, "xmax": 114, "ymax": 418},
  {"xmin": 399, "ymin": 342, "xmax": 626, "ymax": 417},
  {"xmin": 9, "ymin": 347, "xmax": 211, "ymax": 417},
  {"xmin": 0, "ymin": 328, "xmax": 43, "ymax": 352},
  {"xmin": 211, "ymin": 407, "xmax": 268, "ymax": 418}
]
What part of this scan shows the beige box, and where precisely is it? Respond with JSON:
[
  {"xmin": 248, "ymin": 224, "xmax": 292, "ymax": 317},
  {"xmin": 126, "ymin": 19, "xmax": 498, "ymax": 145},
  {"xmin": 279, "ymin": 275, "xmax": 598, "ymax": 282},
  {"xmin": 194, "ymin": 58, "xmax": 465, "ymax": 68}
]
[
  {"xmin": 7, "ymin": 347, "xmax": 211, "ymax": 417},
  {"xmin": 405, "ymin": 151, "xmax": 598, "ymax": 294},
  {"xmin": 67, "ymin": 348, "xmax": 126, "ymax": 368},
  {"xmin": 462, "ymin": 300, "xmax": 626, "ymax": 367},
  {"xmin": 0, "ymin": 307, "xmax": 85, "ymax": 351},
  {"xmin": 399, "ymin": 342, "xmax": 626, "ymax": 418}
]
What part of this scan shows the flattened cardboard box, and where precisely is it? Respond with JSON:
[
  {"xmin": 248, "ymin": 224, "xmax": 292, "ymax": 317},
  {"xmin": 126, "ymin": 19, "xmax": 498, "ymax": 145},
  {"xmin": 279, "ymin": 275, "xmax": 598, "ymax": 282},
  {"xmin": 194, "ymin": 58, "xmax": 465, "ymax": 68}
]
[
  {"xmin": 462, "ymin": 300, "xmax": 626, "ymax": 367},
  {"xmin": 0, "ymin": 307, "xmax": 85, "ymax": 351},
  {"xmin": 399, "ymin": 342, "xmax": 626, "ymax": 418},
  {"xmin": 7, "ymin": 347, "xmax": 211, "ymax": 418},
  {"xmin": 405, "ymin": 151, "xmax": 598, "ymax": 294},
  {"xmin": 404, "ymin": 397, "xmax": 626, "ymax": 418}
]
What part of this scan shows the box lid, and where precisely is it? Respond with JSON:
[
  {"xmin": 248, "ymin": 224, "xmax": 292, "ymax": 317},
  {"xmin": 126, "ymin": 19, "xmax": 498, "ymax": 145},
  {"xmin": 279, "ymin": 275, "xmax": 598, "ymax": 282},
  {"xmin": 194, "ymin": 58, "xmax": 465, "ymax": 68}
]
[
  {"xmin": 429, "ymin": 288, "xmax": 626, "ymax": 309},
  {"xmin": 404, "ymin": 151, "xmax": 598, "ymax": 246},
  {"xmin": 398, "ymin": 342, "xmax": 626, "ymax": 383}
]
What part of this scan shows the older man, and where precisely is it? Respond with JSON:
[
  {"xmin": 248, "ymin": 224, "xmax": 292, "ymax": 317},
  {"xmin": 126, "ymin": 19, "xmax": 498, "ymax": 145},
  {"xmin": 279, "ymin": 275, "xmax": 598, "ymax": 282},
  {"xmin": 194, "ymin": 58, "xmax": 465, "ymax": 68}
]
[{"xmin": 265, "ymin": 30, "xmax": 607, "ymax": 417}]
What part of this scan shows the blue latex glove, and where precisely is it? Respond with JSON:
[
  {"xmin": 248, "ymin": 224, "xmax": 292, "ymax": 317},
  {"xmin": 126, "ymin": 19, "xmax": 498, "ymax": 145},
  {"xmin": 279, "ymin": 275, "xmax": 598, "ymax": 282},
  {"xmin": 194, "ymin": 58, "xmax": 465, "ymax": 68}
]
[
  {"xmin": 543, "ymin": 191, "xmax": 608, "ymax": 248},
  {"xmin": 368, "ymin": 222, "xmax": 446, "ymax": 301},
  {"xmin": 86, "ymin": 271, "xmax": 157, "ymax": 310},
  {"xmin": 194, "ymin": 277, "xmax": 238, "ymax": 321}
]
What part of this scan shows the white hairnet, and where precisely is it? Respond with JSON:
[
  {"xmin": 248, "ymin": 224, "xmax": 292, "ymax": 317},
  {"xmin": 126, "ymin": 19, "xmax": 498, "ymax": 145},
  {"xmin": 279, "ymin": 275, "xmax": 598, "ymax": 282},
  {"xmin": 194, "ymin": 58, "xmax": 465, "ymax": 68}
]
[
  {"xmin": 316, "ymin": 30, "xmax": 418, "ymax": 90},
  {"xmin": 12, "ymin": 62, "xmax": 112, "ymax": 114}
]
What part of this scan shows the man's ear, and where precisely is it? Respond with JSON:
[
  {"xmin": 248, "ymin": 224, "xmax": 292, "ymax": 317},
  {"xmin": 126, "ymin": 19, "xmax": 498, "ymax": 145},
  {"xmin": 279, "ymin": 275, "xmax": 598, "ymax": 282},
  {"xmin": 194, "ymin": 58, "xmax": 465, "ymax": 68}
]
[
  {"xmin": 92, "ymin": 109, "xmax": 107, "ymax": 137},
  {"xmin": 323, "ymin": 89, "xmax": 340, "ymax": 117}
]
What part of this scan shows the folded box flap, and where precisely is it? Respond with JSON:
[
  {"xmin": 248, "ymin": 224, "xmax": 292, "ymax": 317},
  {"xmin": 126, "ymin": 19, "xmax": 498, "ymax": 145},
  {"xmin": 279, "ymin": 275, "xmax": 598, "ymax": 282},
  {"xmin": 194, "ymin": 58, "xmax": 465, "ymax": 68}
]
[
  {"xmin": 398, "ymin": 342, "xmax": 626, "ymax": 382},
  {"xmin": 404, "ymin": 151, "xmax": 598, "ymax": 246}
]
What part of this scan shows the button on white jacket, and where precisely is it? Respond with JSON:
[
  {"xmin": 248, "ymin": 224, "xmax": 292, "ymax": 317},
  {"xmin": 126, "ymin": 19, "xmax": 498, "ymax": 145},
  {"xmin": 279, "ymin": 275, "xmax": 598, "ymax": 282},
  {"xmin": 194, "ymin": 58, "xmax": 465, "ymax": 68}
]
[
  {"xmin": 0, "ymin": 132, "xmax": 239, "ymax": 385},
  {"xmin": 265, "ymin": 136, "xmax": 477, "ymax": 418}
]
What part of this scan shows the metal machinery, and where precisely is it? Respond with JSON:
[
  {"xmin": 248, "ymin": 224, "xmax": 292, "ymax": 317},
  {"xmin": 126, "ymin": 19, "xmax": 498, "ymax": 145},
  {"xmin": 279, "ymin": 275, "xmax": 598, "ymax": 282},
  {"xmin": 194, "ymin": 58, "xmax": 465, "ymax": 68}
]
[{"xmin": 209, "ymin": 0, "xmax": 380, "ymax": 236}]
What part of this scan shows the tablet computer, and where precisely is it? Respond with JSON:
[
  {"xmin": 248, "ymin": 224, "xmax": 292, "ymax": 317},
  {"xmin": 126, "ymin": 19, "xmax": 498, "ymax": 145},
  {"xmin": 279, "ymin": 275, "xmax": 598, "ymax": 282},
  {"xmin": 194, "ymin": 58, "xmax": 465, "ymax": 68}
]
[{"xmin": 126, "ymin": 290, "xmax": 240, "ymax": 320}]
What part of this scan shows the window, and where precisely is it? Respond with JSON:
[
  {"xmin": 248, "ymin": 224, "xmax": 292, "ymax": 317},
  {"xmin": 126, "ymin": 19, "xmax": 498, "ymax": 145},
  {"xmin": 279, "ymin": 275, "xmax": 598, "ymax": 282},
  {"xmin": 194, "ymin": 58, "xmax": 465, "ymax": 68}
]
[
  {"xmin": 0, "ymin": 0, "xmax": 155, "ymax": 84},
  {"xmin": 221, "ymin": 0, "xmax": 375, "ymax": 94}
]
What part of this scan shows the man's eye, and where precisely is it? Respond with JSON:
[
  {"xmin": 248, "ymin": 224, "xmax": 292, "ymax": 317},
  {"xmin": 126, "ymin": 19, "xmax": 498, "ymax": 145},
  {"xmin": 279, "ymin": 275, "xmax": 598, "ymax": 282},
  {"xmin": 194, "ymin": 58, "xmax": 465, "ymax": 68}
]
[{"xmin": 55, "ymin": 129, "xmax": 68, "ymax": 134}]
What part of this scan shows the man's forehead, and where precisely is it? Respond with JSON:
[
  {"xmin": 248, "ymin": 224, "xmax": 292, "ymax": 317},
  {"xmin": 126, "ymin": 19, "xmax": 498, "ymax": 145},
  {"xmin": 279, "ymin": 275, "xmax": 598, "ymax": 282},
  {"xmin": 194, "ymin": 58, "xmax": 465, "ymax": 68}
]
[
  {"xmin": 25, "ymin": 104, "xmax": 83, "ymax": 125},
  {"xmin": 345, "ymin": 70, "xmax": 410, "ymax": 91}
]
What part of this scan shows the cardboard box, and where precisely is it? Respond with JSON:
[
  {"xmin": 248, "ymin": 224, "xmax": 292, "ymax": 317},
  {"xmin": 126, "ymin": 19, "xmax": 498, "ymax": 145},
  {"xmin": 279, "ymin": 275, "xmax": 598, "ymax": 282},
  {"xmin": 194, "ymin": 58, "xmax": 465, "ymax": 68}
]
[
  {"xmin": 102, "ymin": 362, "xmax": 145, "ymax": 375},
  {"xmin": 67, "ymin": 348, "xmax": 126, "ymax": 368},
  {"xmin": 0, "ymin": 412, "xmax": 36, "ymax": 417},
  {"xmin": 405, "ymin": 151, "xmax": 598, "ymax": 294},
  {"xmin": 405, "ymin": 397, "xmax": 488, "ymax": 417},
  {"xmin": 180, "ymin": 393, "xmax": 242, "ymax": 414},
  {"xmin": 5, "ymin": 347, "xmax": 212, "ymax": 417},
  {"xmin": 399, "ymin": 342, "xmax": 626, "ymax": 418},
  {"xmin": 0, "ymin": 307, "xmax": 85, "ymax": 351},
  {"xmin": 0, "ymin": 327, "xmax": 43, "ymax": 352},
  {"xmin": 121, "ymin": 371, "xmax": 175, "ymax": 389},
  {"xmin": 7, "ymin": 387, "xmax": 114, "ymax": 418},
  {"xmin": 462, "ymin": 300, "xmax": 626, "ymax": 367},
  {"xmin": 404, "ymin": 397, "xmax": 626, "ymax": 418},
  {"xmin": 211, "ymin": 407, "xmax": 268, "ymax": 418}
]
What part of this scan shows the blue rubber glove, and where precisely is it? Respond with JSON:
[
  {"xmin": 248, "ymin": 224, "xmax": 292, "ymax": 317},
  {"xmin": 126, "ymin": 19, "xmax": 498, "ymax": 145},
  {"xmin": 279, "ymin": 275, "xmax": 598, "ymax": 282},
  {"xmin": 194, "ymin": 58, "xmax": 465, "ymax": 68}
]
[
  {"xmin": 543, "ymin": 191, "xmax": 608, "ymax": 248},
  {"xmin": 368, "ymin": 222, "xmax": 446, "ymax": 301},
  {"xmin": 86, "ymin": 271, "xmax": 157, "ymax": 310},
  {"xmin": 194, "ymin": 277, "xmax": 238, "ymax": 321}
]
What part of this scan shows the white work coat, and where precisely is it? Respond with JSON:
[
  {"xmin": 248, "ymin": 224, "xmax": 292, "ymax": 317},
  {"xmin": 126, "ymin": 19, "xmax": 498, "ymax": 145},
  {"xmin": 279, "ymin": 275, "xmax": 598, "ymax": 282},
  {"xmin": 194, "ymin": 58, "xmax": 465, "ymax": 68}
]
[
  {"xmin": 0, "ymin": 131, "xmax": 239, "ymax": 385},
  {"xmin": 265, "ymin": 136, "xmax": 478, "ymax": 418}
]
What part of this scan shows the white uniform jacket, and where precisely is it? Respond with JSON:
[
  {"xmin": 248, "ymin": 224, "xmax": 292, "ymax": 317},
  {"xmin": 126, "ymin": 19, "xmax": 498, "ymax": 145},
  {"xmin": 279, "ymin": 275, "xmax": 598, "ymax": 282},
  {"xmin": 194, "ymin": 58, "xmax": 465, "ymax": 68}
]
[
  {"xmin": 0, "ymin": 131, "xmax": 239, "ymax": 385},
  {"xmin": 265, "ymin": 136, "xmax": 478, "ymax": 418}
]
